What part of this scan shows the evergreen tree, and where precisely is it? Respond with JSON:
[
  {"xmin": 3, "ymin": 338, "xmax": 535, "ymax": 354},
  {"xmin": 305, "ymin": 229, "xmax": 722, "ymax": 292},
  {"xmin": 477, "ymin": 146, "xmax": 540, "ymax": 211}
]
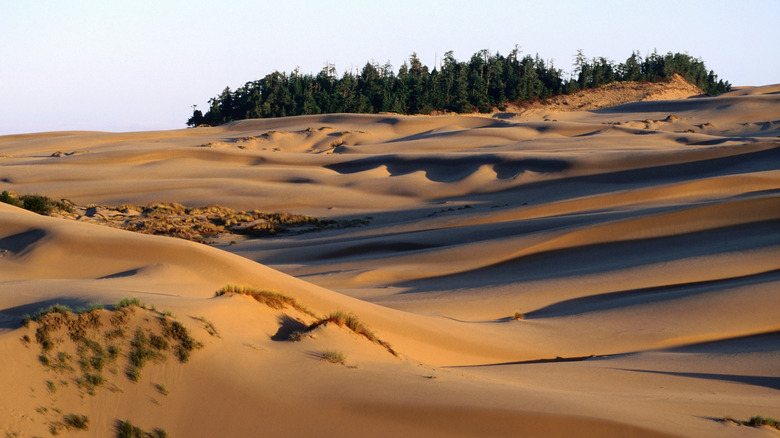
[{"xmin": 187, "ymin": 48, "xmax": 730, "ymax": 126}]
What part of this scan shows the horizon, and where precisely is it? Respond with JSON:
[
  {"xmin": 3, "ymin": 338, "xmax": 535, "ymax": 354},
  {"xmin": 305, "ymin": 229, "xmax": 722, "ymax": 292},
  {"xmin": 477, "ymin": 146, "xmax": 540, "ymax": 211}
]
[{"xmin": 2, "ymin": 0, "xmax": 778, "ymax": 135}]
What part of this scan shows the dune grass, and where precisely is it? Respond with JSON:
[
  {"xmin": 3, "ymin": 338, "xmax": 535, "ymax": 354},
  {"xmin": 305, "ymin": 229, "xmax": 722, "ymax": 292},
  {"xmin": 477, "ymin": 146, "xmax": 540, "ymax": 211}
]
[
  {"xmin": 321, "ymin": 350, "xmax": 346, "ymax": 365},
  {"xmin": 748, "ymin": 416, "xmax": 780, "ymax": 429},
  {"xmin": 62, "ymin": 413, "xmax": 89, "ymax": 430},
  {"xmin": 723, "ymin": 416, "xmax": 780, "ymax": 430},
  {"xmin": 116, "ymin": 420, "xmax": 168, "ymax": 438},
  {"xmin": 194, "ymin": 315, "xmax": 220, "ymax": 337},
  {"xmin": 215, "ymin": 285, "xmax": 317, "ymax": 317},
  {"xmin": 115, "ymin": 297, "xmax": 145, "ymax": 310},
  {"xmin": 306, "ymin": 311, "xmax": 397, "ymax": 357},
  {"xmin": 23, "ymin": 298, "xmax": 202, "ymax": 397},
  {"xmin": 216, "ymin": 285, "xmax": 398, "ymax": 356}
]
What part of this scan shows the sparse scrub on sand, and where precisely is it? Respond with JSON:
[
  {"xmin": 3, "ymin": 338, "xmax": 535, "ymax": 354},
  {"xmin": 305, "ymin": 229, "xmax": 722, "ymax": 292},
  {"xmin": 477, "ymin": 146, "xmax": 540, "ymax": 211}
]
[
  {"xmin": 2, "ymin": 193, "xmax": 364, "ymax": 243},
  {"xmin": 127, "ymin": 329, "xmax": 167, "ymax": 381},
  {"xmin": 215, "ymin": 285, "xmax": 316, "ymax": 317},
  {"xmin": 115, "ymin": 297, "xmax": 145, "ymax": 310},
  {"xmin": 513, "ymin": 312, "xmax": 524, "ymax": 320},
  {"xmin": 62, "ymin": 413, "xmax": 89, "ymax": 430},
  {"xmin": 321, "ymin": 350, "xmax": 346, "ymax": 365},
  {"xmin": 22, "ymin": 301, "xmax": 203, "ymax": 403},
  {"xmin": 158, "ymin": 317, "xmax": 202, "ymax": 363},
  {"xmin": 116, "ymin": 420, "xmax": 168, "ymax": 438},
  {"xmin": 105, "ymin": 202, "xmax": 325, "ymax": 242}
]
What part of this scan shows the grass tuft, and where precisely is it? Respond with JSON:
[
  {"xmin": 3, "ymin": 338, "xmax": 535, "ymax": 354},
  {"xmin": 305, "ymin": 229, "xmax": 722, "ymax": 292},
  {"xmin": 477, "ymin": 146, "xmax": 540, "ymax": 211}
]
[
  {"xmin": 749, "ymin": 416, "xmax": 780, "ymax": 430},
  {"xmin": 307, "ymin": 311, "xmax": 397, "ymax": 357},
  {"xmin": 159, "ymin": 318, "xmax": 202, "ymax": 363},
  {"xmin": 321, "ymin": 350, "xmax": 346, "ymax": 365},
  {"xmin": 513, "ymin": 312, "xmax": 524, "ymax": 320},
  {"xmin": 194, "ymin": 316, "xmax": 220, "ymax": 337},
  {"xmin": 116, "ymin": 420, "xmax": 167, "ymax": 438},
  {"xmin": 115, "ymin": 297, "xmax": 145, "ymax": 310},
  {"xmin": 216, "ymin": 285, "xmax": 316, "ymax": 317},
  {"xmin": 63, "ymin": 413, "xmax": 89, "ymax": 430}
]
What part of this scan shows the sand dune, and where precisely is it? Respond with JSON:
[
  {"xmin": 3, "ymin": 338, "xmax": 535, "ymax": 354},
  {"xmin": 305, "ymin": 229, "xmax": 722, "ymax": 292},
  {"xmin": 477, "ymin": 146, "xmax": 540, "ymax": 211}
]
[{"xmin": 1, "ymin": 82, "xmax": 779, "ymax": 437}]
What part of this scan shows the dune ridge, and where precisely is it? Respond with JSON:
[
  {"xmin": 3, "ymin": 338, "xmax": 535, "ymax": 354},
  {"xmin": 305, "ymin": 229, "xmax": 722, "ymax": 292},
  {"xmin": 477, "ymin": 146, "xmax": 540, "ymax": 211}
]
[{"xmin": 1, "ymin": 82, "xmax": 779, "ymax": 437}]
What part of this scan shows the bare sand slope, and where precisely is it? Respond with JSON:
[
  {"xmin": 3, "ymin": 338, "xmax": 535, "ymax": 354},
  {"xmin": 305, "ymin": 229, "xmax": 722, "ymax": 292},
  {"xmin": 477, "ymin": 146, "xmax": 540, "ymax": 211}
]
[{"xmin": 1, "ymin": 82, "xmax": 779, "ymax": 437}]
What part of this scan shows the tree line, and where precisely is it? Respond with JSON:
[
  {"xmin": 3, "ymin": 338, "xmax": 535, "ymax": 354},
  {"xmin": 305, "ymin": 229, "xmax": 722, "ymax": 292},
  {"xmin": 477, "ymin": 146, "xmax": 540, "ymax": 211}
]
[{"xmin": 187, "ymin": 48, "xmax": 731, "ymax": 126}]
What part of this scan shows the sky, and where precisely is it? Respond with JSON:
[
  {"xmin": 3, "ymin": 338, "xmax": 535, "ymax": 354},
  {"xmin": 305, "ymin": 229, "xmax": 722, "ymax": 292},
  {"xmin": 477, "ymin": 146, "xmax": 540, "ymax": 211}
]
[{"xmin": 2, "ymin": 0, "xmax": 778, "ymax": 135}]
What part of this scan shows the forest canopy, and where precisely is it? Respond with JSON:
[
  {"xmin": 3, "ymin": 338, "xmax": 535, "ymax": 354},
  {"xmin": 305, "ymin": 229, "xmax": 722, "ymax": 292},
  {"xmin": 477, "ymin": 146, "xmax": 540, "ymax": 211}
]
[{"xmin": 187, "ymin": 49, "xmax": 730, "ymax": 127}]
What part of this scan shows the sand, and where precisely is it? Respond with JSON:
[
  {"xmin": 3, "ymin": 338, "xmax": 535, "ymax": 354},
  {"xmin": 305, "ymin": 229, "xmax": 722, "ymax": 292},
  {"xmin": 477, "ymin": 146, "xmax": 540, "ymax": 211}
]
[{"xmin": 1, "ymin": 80, "xmax": 779, "ymax": 437}]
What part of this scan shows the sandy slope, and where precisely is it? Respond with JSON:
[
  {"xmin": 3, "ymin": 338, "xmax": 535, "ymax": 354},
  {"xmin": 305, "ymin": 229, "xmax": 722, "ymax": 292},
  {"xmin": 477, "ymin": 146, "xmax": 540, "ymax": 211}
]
[{"xmin": 1, "ymin": 81, "xmax": 779, "ymax": 437}]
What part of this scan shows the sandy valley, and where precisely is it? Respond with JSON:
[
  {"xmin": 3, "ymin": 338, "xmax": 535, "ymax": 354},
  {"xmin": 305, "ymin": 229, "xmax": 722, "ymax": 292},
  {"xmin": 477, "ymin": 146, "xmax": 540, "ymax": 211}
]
[{"xmin": 1, "ymin": 80, "xmax": 779, "ymax": 437}]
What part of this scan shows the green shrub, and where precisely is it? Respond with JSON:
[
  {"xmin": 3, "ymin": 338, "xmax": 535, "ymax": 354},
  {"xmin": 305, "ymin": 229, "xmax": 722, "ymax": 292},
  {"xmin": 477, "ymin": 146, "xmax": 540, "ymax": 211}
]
[
  {"xmin": 0, "ymin": 190, "xmax": 21, "ymax": 207},
  {"xmin": 20, "ymin": 194, "xmax": 53, "ymax": 215}
]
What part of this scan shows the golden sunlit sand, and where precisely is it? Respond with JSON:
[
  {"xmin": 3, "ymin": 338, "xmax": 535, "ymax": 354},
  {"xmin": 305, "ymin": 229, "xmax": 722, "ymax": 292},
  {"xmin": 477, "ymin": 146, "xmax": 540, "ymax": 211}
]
[{"xmin": 1, "ymin": 80, "xmax": 779, "ymax": 437}]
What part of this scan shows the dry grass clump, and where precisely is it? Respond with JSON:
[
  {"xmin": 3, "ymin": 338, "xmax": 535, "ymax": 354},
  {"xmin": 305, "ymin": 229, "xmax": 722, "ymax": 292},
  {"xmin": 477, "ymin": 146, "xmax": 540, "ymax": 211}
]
[
  {"xmin": 512, "ymin": 312, "xmax": 524, "ymax": 320},
  {"xmin": 63, "ymin": 413, "xmax": 89, "ymax": 430},
  {"xmin": 216, "ymin": 285, "xmax": 397, "ymax": 357},
  {"xmin": 194, "ymin": 315, "xmax": 220, "ymax": 337},
  {"xmin": 116, "ymin": 420, "xmax": 168, "ymax": 438},
  {"xmin": 215, "ymin": 285, "xmax": 316, "ymax": 317},
  {"xmin": 750, "ymin": 416, "xmax": 780, "ymax": 430},
  {"xmin": 48, "ymin": 413, "xmax": 90, "ymax": 434},
  {"xmin": 307, "ymin": 311, "xmax": 397, "ymax": 357},
  {"xmin": 321, "ymin": 350, "xmax": 346, "ymax": 365}
]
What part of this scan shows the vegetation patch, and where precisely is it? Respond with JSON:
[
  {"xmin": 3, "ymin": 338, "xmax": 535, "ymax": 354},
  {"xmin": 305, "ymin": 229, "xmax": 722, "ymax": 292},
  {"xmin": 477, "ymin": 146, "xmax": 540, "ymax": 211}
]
[
  {"xmin": 216, "ymin": 285, "xmax": 316, "ymax": 317},
  {"xmin": 194, "ymin": 316, "xmax": 220, "ymax": 337},
  {"xmin": 158, "ymin": 317, "xmax": 203, "ymax": 363},
  {"xmin": 188, "ymin": 48, "xmax": 729, "ymax": 126},
  {"xmin": 2, "ymin": 192, "xmax": 369, "ymax": 243},
  {"xmin": 722, "ymin": 416, "xmax": 780, "ymax": 430},
  {"xmin": 0, "ymin": 191, "xmax": 72, "ymax": 215},
  {"xmin": 115, "ymin": 420, "xmax": 168, "ymax": 438},
  {"xmin": 306, "ymin": 311, "xmax": 397, "ymax": 357},
  {"xmin": 321, "ymin": 350, "xmax": 346, "ymax": 365},
  {"xmin": 23, "ymin": 298, "xmax": 203, "ymax": 396},
  {"xmin": 216, "ymin": 284, "xmax": 397, "ymax": 356},
  {"xmin": 63, "ymin": 414, "xmax": 89, "ymax": 431}
]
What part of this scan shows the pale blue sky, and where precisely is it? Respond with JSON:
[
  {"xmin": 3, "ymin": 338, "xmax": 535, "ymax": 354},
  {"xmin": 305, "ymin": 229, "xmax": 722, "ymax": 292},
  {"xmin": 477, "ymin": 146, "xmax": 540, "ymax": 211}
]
[{"xmin": 1, "ymin": 0, "xmax": 778, "ymax": 134}]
